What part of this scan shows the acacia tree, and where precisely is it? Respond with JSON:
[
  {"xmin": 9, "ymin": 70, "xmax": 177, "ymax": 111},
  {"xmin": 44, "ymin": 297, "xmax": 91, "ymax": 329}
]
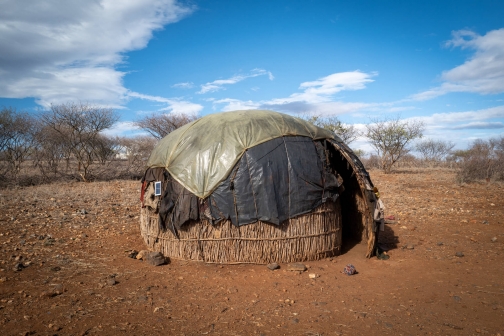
[
  {"xmin": 0, "ymin": 107, "xmax": 37, "ymax": 180},
  {"xmin": 415, "ymin": 139, "xmax": 455, "ymax": 166},
  {"xmin": 365, "ymin": 117, "xmax": 424, "ymax": 173},
  {"xmin": 304, "ymin": 115, "xmax": 360, "ymax": 145},
  {"xmin": 40, "ymin": 102, "xmax": 119, "ymax": 181},
  {"xmin": 136, "ymin": 113, "xmax": 198, "ymax": 139}
]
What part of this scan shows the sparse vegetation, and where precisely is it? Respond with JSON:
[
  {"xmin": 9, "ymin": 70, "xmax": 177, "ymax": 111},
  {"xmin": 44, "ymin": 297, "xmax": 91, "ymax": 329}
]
[
  {"xmin": 415, "ymin": 139, "xmax": 455, "ymax": 166},
  {"xmin": 1, "ymin": 107, "xmax": 502, "ymax": 186},
  {"xmin": 135, "ymin": 112, "xmax": 198, "ymax": 139},
  {"xmin": 455, "ymin": 136, "xmax": 504, "ymax": 183},
  {"xmin": 364, "ymin": 117, "xmax": 424, "ymax": 173},
  {"xmin": 302, "ymin": 115, "xmax": 360, "ymax": 144}
]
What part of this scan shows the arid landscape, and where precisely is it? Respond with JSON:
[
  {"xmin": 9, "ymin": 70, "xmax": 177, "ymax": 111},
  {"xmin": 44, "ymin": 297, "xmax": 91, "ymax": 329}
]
[{"xmin": 0, "ymin": 168, "xmax": 503, "ymax": 336}]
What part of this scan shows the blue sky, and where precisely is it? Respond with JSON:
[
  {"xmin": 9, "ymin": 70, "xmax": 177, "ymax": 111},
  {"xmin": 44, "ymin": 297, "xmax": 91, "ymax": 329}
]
[{"xmin": 1, "ymin": 0, "xmax": 503, "ymax": 151}]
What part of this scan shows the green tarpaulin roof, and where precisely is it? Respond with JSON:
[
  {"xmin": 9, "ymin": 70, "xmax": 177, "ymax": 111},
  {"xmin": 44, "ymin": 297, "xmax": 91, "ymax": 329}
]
[{"xmin": 147, "ymin": 110, "xmax": 336, "ymax": 198}]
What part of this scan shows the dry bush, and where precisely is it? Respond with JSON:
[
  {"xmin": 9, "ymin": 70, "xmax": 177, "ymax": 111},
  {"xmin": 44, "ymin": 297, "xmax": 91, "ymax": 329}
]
[
  {"xmin": 0, "ymin": 107, "xmax": 38, "ymax": 182},
  {"xmin": 415, "ymin": 139, "xmax": 455, "ymax": 167},
  {"xmin": 456, "ymin": 137, "xmax": 504, "ymax": 183},
  {"xmin": 39, "ymin": 102, "xmax": 119, "ymax": 181},
  {"xmin": 136, "ymin": 113, "xmax": 198, "ymax": 139},
  {"xmin": 301, "ymin": 115, "xmax": 360, "ymax": 145}
]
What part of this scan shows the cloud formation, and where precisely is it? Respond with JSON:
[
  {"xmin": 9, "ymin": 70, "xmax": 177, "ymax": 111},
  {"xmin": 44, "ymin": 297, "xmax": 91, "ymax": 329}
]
[
  {"xmin": 213, "ymin": 71, "xmax": 377, "ymax": 115},
  {"xmin": 412, "ymin": 28, "xmax": 504, "ymax": 100},
  {"xmin": 0, "ymin": 0, "xmax": 194, "ymax": 108},
  {"xmin": 171, "ymin": 82, "xmax": 195, "ymax": 89},
  {"xmin": 198, "ymin": 69, "xmax": 274, "ymax": 94},
  {"xmin": 128, "ymin": 92, "xmax": 203, "ymax": 116}
]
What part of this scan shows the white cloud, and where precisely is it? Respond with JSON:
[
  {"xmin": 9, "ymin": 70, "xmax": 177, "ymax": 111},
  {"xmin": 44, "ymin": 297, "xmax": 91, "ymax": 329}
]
[
  {"xmin": 411, "ymin": 28, "xmax": 504, "ymax": 100},
  {"xmin": 0, "ymin": 0, "xmax": 194, "ymax": 107},
  {"xmin": 128, "ymin": 92, "xmax": 203, "ymax": 116},
  {"xmin": 172, "ymin": 82, "xmax": 195, "ymax": 89},
  {"xmin": 264, "ymin": 71, "xmax": 376, "ymax": 106},
  {"xmin": 415, "ymin": 105, "xmax": 504, "ymax": 125},
  {"xmin": 212, "ymin": 98, "xmax": 260, "ymax": 111},
  {"xmin": 212, "ymin": 71, "xmax": 377, "ymax": 115},
  {"xmin": 198, "ymin": 69, "xmax": 274, "ymax": 94},
  {"xmin": 102, "ymin": 121, "xmax": 143, "ymax": 137},
  {"xmin": 393, "ymin": 105, "xmax": 504, "ymax": 148}
]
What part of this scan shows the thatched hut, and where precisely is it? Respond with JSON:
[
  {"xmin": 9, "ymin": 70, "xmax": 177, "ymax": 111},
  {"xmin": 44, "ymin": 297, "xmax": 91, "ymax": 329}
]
[{"xmin": 140, "ymin": 110, "xmax": 378, "ymax": 264}]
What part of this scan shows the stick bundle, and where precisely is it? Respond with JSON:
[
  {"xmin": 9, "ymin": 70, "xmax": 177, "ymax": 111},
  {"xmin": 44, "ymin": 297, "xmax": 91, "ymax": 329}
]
[{"xmin": 140, "ymin": 199, "xmax": 342, "ymax": 264}]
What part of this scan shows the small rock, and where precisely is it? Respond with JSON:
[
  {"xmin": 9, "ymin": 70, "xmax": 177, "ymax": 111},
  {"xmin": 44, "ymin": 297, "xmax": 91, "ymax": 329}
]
[
  {"xmin": 13, "ymin": 263, "xmax": 24, "ymax": 271},
  {"xmin": 308, "ymin": 273, "xmax": 318, "ymax": 279},
  {"xmin": 153, "ymin": 307, "xmax": 163, "ymax": 313},
  {"xmin": 491, "ymin": 237, "xmax": 497, "ymax": 242},
  {"xmin": 437, "ymin": 242, "xmax": 444, "ymax": 246},
  {"xmin": 267, "ymin": 263, "xmax": 279, "ymax": 270},
  {"xmin": 52, "ymin": 284, "xmax": 64, "ymax": 295},
  {"xmin": 455, "ymin": 252, "xmax": 464, "ymax": 257},
  {"xmin": 286, "ymin": 263, "xmax": 307, "ymax": 272},
  {"xmin": 50, "ymin": 266, "xmax": 61, "ymax": 272},
  {"xmin": 128, "ymin": 250, "xmax": 139, "ymax": 259},
  {"xmin": 144, "ymin": 252, "xmax": 168, "ymax": 266},
  {"xmin": 106, "ymin": 278, "xmax": 117, "ymax": 286},
  {"xmin": 136, "ymin": 250, "xmax": 149, "ymax": 260},
  {"xmin": 406, "ymin": 244, "xmax": 414, "ymax": 250},
  {"xmin": 453, "ymin": 296, "xmax": 461, "ymax": 302},
  {"xmin": 80, "ymin": 209, "xmax": 88, "ymax": 215},
  {"xmin": 482, "ymin": 220, "xmax": 489, "ymax": 225}
]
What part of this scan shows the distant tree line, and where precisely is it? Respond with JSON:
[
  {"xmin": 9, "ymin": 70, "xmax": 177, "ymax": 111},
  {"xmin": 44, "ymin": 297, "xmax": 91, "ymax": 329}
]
[
  {"xmin": 1, "ymin": 104, "xmax": 502, "ymax": 186},
  {"xmin": 0, "ymin": 103, "xmax": 195, "ymax": 186}
]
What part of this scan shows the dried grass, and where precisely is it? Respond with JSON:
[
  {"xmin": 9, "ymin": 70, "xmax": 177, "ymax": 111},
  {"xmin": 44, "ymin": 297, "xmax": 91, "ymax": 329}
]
[{"xmin": 140, "ymin": 199, "xmax": 341, "ymax": 264}]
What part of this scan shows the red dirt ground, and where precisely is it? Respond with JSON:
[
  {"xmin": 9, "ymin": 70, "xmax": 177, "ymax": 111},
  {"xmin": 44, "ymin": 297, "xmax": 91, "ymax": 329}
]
[{"xmin": 0, "ymin": 169, "xmax": 503, "ymax": 336}]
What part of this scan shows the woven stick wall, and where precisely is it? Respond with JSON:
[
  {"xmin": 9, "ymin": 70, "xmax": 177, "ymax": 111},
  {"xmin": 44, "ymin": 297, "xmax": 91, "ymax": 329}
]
[{"xmin": 140, "ymin": 199, "xmax": 342, "ymax": 264}]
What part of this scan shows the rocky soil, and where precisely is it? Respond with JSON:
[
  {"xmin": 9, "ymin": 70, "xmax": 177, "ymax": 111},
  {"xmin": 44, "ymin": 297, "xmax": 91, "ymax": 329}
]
[{"xmin": 0, "ymin": 169, "xmax": 503, "ymax": 335}]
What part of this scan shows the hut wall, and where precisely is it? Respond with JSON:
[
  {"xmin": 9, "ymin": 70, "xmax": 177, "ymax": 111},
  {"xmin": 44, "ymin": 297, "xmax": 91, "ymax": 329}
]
[{"xmin": 140, "ymin": 199, "xmax": 342, "ymax": 264}]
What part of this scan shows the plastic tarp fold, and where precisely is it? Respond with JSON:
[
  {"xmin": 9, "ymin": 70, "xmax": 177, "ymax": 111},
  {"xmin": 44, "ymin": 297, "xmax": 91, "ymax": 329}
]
[{"xmin": 147, "ymin": 110, "xmax": 336, "ymax": 198}]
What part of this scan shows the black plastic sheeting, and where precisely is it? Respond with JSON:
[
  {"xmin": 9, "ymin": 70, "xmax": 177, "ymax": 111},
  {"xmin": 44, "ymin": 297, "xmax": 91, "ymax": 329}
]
[{"xmin": 142, "ymin": 136, "xmax": 342, "ymax": 235}]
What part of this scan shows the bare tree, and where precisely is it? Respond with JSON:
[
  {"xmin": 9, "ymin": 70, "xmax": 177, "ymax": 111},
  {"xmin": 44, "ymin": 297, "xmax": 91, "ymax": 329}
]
[
  {"xmin": 40, "ymin": 102, "xmax": 119, "ymax": 181},
  {"xmin": 415, "ymin": 139, "xmax": 455, "ymax": 166},
  {"xmin": 456, "ymin": 136, "xmax": 504, "ymax": 183},
  {"xmin": 0, "ymin": 107, "xmax": 37, "ymax": 180},
  {"xmin": 365, "ymin": 117, "xmax": 424, "ymax": 173},
  {"xmin": 33, "ymin": 123, "xmax": 72, "ymax": 179},
  {"xmin": 136, "ymin": 113, "xmax": 198, "ymax": 139},
  {"xmin": 303, "ymin": 115, "xmax": 360, "ymax": 144},
  {"xmin": 116, "ymin": 136, "xmax": 158, "ymax": 175}
]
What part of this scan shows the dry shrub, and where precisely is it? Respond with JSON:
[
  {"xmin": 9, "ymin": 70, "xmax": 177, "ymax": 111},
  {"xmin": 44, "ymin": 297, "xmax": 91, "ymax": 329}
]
[{"xmin": 456, "ymin": 137, "xmax": 504, "ymax": 183}]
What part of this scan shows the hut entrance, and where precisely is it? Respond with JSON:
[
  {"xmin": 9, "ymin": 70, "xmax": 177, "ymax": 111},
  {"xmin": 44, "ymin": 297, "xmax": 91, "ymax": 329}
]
[{"xmin": 326, "ymin": 143, "xmax": 368, "ymax": 252}]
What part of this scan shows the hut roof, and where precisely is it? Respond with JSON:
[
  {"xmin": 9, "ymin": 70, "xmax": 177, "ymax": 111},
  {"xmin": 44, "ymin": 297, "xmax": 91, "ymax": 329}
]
[{"xmin": 147, "ymin": 110, "xmax": 336, "ymax": 198}]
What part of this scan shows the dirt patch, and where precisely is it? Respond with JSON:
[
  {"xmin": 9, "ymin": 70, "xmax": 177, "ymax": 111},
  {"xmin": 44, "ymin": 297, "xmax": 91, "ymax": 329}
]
[{"xmin": 0, "ymin": 169, "xmax": 503, "ymax": 335}]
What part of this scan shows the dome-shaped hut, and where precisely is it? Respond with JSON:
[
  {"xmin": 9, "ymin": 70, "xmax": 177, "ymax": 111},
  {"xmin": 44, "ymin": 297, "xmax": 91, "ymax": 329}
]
[{"xmin": 140, "ymin": 110, "xmax": 378, "ymax": 264}]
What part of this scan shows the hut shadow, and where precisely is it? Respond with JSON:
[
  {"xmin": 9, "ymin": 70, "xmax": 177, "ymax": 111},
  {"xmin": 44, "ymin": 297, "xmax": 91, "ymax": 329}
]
[
  {"xmin": 378, "ymin": 224, "xmax": 399, "ymax": 251},
  {"xmin": 340, "ymin": 237, "xmax": 360, "ymax": 254}
]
